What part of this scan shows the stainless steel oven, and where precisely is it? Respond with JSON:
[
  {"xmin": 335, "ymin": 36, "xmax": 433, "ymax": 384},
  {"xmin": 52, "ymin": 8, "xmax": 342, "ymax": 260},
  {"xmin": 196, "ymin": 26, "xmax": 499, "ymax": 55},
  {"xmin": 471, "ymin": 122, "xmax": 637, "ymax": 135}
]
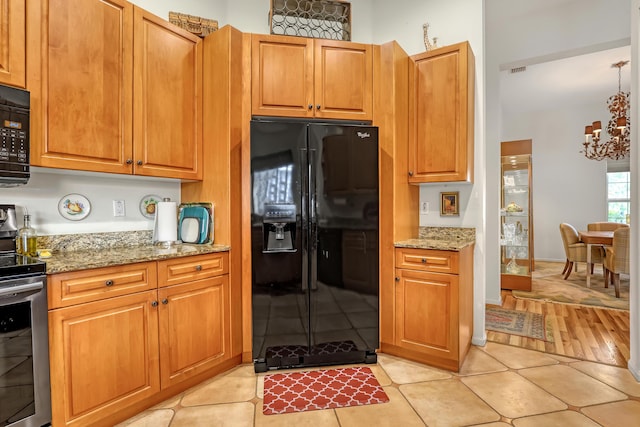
[{"xmin": 0, "ymin": 205, "xmax": 50, "ymax": 427}]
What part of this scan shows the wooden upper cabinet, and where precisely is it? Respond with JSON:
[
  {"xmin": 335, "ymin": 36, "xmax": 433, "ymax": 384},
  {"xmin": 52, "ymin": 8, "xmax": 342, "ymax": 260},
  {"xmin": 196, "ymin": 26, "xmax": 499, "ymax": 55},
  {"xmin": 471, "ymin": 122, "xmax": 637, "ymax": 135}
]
[
  {"xmin": 251, "ymin": 34, "xmax": 314, "ymax": 118},
  {"xmin": 28, "ymin": 0, "xmax": 134, "ymax": 174},
  {"xmin": 27, "ymin": 1, "xmax": 202, "ymax": 180},
  {"xmin": 0, "ymin": 0, "xmax": 26, "ymax": 88},
  {"xmin": 133, "ymin": 7, "xmax": 202, "ymax": 180},
  {"xmin": 408, "ymin": 41, "xmax": 475, "ymax": 183},
  {"xmin": 251, "ymin": 34, "xmax": 372, "ymax": 120},
  {"xmin": 314, "ymin": 40, "xmax": 372, "ymax": 121}
]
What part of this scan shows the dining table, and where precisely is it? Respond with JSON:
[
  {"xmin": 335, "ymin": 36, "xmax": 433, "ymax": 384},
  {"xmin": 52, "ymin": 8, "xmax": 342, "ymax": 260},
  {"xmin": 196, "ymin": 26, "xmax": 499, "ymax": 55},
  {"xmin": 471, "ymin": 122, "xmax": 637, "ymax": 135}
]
[{"xmin": 578, "ymin": 230, "xmax": 614, "ymax": 288}]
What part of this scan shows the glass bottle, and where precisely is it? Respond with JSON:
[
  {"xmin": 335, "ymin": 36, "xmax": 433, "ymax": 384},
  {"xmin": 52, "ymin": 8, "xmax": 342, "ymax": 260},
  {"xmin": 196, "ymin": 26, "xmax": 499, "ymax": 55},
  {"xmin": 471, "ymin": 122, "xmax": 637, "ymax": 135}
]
[{"xmin": 18, "ymin": 214, "xmax": 37, "ymax": 257}]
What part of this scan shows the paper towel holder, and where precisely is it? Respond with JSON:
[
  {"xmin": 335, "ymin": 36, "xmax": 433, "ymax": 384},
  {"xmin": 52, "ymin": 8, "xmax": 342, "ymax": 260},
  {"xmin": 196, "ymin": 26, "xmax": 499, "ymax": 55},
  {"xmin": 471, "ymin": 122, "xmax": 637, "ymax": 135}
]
[{"xmin": 153, "ymin": 197, "xmax": 181, "ymax": 247}]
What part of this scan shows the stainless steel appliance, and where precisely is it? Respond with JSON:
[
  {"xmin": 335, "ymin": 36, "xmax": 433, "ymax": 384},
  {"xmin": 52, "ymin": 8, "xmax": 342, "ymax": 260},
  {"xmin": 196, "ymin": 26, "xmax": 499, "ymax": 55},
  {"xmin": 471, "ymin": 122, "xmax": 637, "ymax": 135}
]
[
  {"xmin": 251, "ymin": 119, "xmax": 379, "ymax": 372},
  {"xmin": 0, "ymin": 205, "xmax": 50, "ymax": 427},
  {"xmin": 0, "ymin": 85, "xmax": 30, "ymax": 187}
]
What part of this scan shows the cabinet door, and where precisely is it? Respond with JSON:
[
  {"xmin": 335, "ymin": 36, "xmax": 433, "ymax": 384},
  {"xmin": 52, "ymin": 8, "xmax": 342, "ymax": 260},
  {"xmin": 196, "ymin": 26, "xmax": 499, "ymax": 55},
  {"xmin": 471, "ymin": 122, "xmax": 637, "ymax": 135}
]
[
  {"xmin": 314, "ymin": 40, "xmax": 372, "ymax": 121},
  {"xmin": 133, "ymin": 7, "xmax": 202, "ymax": 180},
  {"xmin": 28, "ymin": 0, "xmax": 134, "ymax": 174},
  {"xmin": 0, "ymin": 0, "xmax": 26, "ymax": 87},
  {"xmin": 408, "ymin": 41, "xmax": 474, "ymax": 183},
  {"xmin": 395, "ymin": 268, "xmax": 458, "ymax": 360},
  {"xmin": 251, "ymin": 34, "xmax": 314, "ymax": 118},
  {"xmin": 158, "ymin": 275, "xmax": 229, "ymax": 388},
  {"xmin": 48, "ymin": 291, "xmax": 160, "ymax": 427}
]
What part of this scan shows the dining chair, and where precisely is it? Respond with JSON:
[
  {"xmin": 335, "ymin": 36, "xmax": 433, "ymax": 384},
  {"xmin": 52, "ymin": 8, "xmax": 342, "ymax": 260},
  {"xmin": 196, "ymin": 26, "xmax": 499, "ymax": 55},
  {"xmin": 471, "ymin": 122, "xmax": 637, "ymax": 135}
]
[
  {"xmin": 559, "ymin": 223, "xmax": 603, "ymax": 279},
  {"xmin": 603, "ymin": 226, "xmax": 630, "ymax": 298},
  {"xmin": 587, "ymin": 222, "xmax": 630, "ymax": 232}
]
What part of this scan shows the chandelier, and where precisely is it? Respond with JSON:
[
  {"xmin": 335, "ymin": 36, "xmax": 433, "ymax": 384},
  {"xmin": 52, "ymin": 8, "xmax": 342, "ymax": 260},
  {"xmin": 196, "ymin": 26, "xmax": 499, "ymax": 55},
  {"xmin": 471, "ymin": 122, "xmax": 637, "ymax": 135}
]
[{"xmin": 581, "ymin": 60, "xmax": 630, "ymax": 161}]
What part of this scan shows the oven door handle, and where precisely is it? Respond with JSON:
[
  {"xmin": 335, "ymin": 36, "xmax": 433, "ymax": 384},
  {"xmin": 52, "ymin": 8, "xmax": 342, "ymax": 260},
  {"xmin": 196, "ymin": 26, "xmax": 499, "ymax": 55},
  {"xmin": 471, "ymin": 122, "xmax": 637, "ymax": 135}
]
[{"xmin": 0, "ymin": 281, "xmax": 44, "ymax": 298}]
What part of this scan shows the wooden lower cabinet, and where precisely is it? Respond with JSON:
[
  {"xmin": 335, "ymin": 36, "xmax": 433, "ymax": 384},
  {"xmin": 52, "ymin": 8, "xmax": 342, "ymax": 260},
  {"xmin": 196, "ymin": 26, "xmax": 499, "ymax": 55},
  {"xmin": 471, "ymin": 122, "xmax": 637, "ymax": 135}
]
[
  {"xmin": 158, "ymin": 275, "xmax": 229, "ymax": 389},
  {"xmin": 49, "ymin": 290, "xmax": 160, "ymax": 427},
  {"xmin": 48, "ymin": 252, "xmax": 232, "ymax": 427},
  {"xmin": 383, "ymin": 246, "xmax": 473, "ymax": 372}
]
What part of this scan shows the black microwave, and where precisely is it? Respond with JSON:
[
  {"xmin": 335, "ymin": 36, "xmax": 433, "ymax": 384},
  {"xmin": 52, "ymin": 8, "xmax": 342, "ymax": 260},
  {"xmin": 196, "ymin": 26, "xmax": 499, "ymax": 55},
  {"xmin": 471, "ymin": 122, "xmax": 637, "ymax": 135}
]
[{"xmin": 0, "ymin": 84, "xmax": 30, "ymax": 187}]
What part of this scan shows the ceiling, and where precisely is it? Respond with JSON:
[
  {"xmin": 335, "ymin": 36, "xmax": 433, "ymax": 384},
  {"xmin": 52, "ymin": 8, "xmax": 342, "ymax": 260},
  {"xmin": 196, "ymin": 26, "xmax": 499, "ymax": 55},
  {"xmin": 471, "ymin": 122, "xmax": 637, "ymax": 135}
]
[{"xmin": 499, "ymin": 44, "xmax": 631, "ymax": 114}]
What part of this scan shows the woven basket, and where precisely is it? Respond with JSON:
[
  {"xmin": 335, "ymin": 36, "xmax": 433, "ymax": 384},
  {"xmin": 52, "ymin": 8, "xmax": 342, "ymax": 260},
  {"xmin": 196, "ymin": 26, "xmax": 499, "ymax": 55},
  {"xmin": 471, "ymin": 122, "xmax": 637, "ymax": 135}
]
[{"xmin": 168, "ymin": 11, "xmax": 218, "ymax": 37}]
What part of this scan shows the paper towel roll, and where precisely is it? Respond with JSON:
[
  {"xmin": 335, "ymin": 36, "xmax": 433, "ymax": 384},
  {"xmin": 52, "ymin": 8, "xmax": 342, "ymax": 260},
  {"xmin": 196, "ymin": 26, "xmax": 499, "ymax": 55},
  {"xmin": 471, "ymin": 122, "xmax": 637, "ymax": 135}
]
[{"xmin": 154, "ymin": 201, "xmax": 178, "ymax": 243}]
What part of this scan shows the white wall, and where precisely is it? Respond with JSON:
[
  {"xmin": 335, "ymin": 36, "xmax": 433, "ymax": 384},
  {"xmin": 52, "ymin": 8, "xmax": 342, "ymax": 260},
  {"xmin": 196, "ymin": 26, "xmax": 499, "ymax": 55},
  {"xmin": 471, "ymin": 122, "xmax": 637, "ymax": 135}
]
[
  {"xmin": 629, "ymin": 0, "xmax": 639, "ymax": 381},
  {"xmin": 485, "ymin": 0, "xmax": 631, "ymax": 305},
  {"xmin": 502, "ymin": 105, "xmax": 609, "ymax": 261},
  {"xmin": 128, "ymin": 0, "xmax": 225, "ymax": 22},
  {"xmin": 1, "ymin": 168, "xmax": 179, "ymax": 235}
]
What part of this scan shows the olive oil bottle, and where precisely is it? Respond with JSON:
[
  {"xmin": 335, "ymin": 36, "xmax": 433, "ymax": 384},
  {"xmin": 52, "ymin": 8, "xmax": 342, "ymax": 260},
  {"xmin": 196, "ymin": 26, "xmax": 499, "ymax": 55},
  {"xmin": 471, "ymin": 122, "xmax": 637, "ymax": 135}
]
[{"xmin": 18, "ymin": 214, "xmax": 37, "ymax": 257}]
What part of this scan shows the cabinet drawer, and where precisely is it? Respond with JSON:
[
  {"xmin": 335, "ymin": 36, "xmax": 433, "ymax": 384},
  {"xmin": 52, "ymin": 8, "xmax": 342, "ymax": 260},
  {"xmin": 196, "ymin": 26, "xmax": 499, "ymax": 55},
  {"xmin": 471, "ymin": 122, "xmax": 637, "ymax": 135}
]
[
  {"xmin": 48, "ymin": 262, "xmax": 157, "ymax": 309},
  {"xmin": 395, "ymin": 248, "xmax": 458, "ymax": 274},
  {"xmin": 158, "ymin": 252, "xmax": 229, "ymax": 287}
]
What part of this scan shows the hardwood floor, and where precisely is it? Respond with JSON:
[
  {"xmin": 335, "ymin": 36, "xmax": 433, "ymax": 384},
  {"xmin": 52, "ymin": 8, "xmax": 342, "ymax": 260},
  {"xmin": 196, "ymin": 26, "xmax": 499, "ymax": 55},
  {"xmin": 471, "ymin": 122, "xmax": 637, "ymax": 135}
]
[{"xmin": 487, "ymin": 289, "xmax": 630, "ymax": 367}]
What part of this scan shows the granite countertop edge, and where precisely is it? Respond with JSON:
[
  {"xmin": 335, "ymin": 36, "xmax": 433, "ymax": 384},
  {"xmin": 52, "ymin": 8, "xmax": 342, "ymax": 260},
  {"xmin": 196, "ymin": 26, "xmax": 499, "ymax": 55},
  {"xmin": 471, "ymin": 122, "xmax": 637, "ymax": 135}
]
[
  {"xmin": 394, "ymin": 238, "xmax": 475, "ymax": 251},
  {"xmin": 44, "ymin": 244, "xmax": 231, "ymax": 274}
]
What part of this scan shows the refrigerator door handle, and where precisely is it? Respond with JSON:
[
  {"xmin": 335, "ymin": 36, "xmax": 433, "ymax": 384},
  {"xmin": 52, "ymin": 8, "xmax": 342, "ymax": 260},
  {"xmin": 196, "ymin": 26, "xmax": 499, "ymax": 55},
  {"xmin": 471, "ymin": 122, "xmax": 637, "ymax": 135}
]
[{"xmin": 299, "ymin": 147, "xmax": 310, "ymax": 294}]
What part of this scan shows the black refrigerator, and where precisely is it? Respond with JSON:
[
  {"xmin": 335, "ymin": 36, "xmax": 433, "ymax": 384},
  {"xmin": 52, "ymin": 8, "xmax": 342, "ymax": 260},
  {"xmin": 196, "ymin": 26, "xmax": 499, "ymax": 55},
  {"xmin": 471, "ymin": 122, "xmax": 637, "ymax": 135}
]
[{"xmin": 250, "ymin": 118, "xmax": 379, "ymax": 372}]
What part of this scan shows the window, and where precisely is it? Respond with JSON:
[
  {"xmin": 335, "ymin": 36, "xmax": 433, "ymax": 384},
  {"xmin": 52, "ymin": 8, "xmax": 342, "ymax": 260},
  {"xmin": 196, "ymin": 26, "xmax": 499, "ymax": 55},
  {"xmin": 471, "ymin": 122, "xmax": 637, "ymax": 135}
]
[{"xmin": 606, "ymin": 171, "xmax": 630, "ymax": 223}]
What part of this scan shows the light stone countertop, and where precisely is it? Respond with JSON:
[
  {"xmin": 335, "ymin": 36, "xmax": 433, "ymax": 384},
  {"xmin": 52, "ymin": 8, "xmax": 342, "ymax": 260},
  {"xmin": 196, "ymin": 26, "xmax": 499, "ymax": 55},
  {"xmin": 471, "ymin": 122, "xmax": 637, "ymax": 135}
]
[
  {"xmin": 394, "ymin": 238, "xmax": 475, "ymax": 251},
  {"xmin": 43, "ymin": 243, "xmax": 230, "ymax": 274},
  {"xmin": 395, "ymin": 226, "xmax": 476, "ymax": 251}
]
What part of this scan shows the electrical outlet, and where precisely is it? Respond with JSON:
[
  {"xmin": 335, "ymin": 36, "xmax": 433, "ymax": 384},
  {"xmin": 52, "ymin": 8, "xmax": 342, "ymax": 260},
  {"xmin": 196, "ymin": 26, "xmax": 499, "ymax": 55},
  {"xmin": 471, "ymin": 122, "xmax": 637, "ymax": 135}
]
[
  {"xmin": 420, "ymin": 201, "xmax": 429, "ymax": 214},
  {"xmin": 113, "ymin": 200, "xmax": 125, "ymax": 217}
]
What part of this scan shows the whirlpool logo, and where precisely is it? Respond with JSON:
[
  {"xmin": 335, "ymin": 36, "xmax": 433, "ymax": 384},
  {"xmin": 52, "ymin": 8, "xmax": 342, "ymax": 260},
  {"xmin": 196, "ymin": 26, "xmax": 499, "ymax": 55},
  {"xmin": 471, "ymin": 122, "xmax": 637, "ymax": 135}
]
[{"xmin": 357, "ymin": 132, "xmax": 371, "ymax": 139}]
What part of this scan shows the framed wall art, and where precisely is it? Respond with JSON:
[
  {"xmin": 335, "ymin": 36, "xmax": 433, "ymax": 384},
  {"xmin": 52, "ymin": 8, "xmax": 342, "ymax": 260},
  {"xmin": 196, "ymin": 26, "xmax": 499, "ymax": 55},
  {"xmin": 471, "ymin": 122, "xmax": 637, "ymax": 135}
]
[{"xmin": 440, "ymin": 191, "xmax": 459, "ymax": 216}]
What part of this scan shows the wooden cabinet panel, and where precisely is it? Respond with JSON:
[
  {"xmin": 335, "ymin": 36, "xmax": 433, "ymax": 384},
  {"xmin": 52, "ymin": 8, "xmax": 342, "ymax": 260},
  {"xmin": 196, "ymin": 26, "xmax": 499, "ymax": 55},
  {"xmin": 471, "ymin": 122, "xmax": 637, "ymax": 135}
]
[
  {"xmin": 49, "ymin": 291, "xmax": 160, "ymax": 426},
  {"xmin": 47, "ymin": 251, "xmax": 233, "ymax": 426},
  {"xmin": 251, "ymin": 34, "xmax": 313, "ymax": 118},
  {"xmin": 29, "ymin": 0, "xmax": 134, "ymax": 174},
  {"xmin": 28, "ymin": 1, "xmax": 202, "ymax": 180},
  {"xmin": 314, "ymin": 40, "xmax": 372, "ymax": 121},
  {"xmin": 408, "ymin": 41, "xmax": 474, "ymax": 183},
  {"xmin": 0, "ymin": 0, "xmax": 26, "ymax": 87},
  {"xmin": 251, "ymin": 34, "xmax": 372, "ymax": 120},
  {"xmin": 158, "ymin": 252, "xmax": 228, "ymax": 287},
  {"xmin": 133, "ymin": 7, "xmax": 202, "ymax": 180},
  {"xmin": 395, "ymin": 268, "xmax": 457, "ymax": 357},
  {"xmin": 388, "ymin": 246, "xmax": 473, "ymax": 372},
  {"xmin": 158, "ymin": 275, "xmax": 229, "ymax": 388},
  {"xmin": 395, "ymin": 247, "xmax": 458, "ymax": 274},
  {"xmin": 48, "ymin": 261, "xmax": 157, "ymax": 308}
]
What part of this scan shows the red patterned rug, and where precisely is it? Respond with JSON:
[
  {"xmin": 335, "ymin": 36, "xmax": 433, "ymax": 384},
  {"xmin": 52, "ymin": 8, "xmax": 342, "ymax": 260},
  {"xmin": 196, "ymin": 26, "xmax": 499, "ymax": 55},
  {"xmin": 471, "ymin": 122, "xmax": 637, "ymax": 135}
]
[{"xmin": 263, "ymin": 366, "xmax": 389, "ymax": 415}]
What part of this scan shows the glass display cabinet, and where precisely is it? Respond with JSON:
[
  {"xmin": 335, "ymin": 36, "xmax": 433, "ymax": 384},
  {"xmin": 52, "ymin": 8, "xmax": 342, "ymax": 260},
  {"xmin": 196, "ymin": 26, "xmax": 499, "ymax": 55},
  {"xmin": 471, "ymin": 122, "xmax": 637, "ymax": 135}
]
[{"xmin": 500, "ymin": 140, "xmax": 534, "ymax": 291}]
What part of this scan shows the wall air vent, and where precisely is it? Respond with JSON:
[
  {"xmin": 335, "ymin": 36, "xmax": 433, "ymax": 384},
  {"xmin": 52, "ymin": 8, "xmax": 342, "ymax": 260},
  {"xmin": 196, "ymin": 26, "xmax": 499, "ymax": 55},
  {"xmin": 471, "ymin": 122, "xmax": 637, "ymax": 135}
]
[{"xmin": 510, "ymin": 66, "xmax": 527, "ymax": 74}]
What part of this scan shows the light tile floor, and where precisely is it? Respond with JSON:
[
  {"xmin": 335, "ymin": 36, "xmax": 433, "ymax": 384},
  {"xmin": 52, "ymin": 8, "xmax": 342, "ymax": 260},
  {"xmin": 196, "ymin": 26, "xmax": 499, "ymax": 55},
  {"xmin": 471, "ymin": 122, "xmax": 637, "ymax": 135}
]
[{"xmin": 118, "ymin": 343, "xmax": 640, "ymax": 427}]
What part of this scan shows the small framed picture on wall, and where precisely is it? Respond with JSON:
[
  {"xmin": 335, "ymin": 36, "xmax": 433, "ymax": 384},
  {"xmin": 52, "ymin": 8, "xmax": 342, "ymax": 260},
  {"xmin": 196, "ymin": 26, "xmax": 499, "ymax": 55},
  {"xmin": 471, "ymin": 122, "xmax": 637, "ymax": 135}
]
[{"xmin": 440, "ymin": 191, "xmax": 459, "ymax": 216}]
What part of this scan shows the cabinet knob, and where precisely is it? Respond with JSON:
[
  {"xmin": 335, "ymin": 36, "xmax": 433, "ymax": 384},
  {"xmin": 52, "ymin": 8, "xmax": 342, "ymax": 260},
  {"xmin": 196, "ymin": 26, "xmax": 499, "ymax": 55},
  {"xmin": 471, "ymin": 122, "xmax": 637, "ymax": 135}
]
[
  {"xmin": 136, "ymin": 160, "xmax": 143, "ymax": 166},
  {"xmin": 162, "ymin": 298, "xmax": 169, "ymax": 305},
  {"xmin": 195, "ymin": 265, "xmax": 202, "ymax": 271},
  {"xmin": 308, "ymin": 104, "xmax": 313, "ymax": 110},
  {"xmin": 421, "ymin": 258, "xmax": 426, "ymax": 264},
  {"xmin": 151, "ymin": 301, "xmax": 159, "ymax": 307},
  {"xmin": 408, "ymin": 171, "xmax": 414, "ymax": 177},
  {"xmin": 316, "ymin": 104, "xmax": 321, "ymax": 110},
  {"xmin": 125, "ymin": 159, "xmax": 133, "ymax": 165},
  {"xmin": 395, "ymin": 277, "xmax": 400, "ymax": 282},
  {"xmin": 105, "ymin": 280, "xmax": 114, "ymax": 287}
]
